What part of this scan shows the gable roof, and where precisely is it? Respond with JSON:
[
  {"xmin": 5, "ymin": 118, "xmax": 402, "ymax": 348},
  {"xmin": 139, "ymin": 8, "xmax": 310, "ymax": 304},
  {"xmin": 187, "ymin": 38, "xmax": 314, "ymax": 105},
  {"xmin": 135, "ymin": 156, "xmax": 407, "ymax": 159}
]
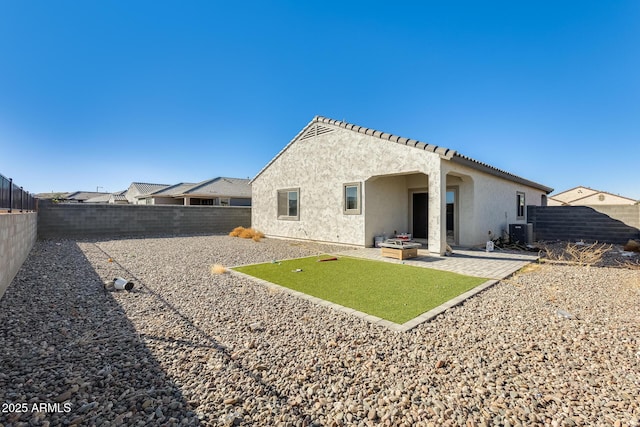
[
  {"xmin": 253, "ymin": 116, "xmax": 553, "ymax": 193},
  {"xmin": 66, "ymin": 191, "xmax": 111, "ymax": 201},
  {"xmin": 147, "ymin": 182, "xmax": 197, "ymax": 197},
  {"xmin": 83, "ymin": 193, "xmax": 112, "ymax": 203},
  {"xmin": 128, "ymin": 182, "xmax": 170, "ymax": 196},
  {"xmin": 551, "ymin": 186, "xmax": 638, "ymax": 204},
  {"xmin": 140, "ymin": 177, "xmax": 252, "ymax": 199},
  {"xmin": 182, "ymin": 177, "xmax": 251, "ymax": 198}
]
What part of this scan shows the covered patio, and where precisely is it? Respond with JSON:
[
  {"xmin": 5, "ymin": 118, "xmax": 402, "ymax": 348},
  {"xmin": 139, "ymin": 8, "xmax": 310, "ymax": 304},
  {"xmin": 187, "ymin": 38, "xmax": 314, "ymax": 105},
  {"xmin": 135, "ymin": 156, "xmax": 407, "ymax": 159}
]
[{"xmin": 363, "ymin": 170, "xmax": 476, "ymax": 254}]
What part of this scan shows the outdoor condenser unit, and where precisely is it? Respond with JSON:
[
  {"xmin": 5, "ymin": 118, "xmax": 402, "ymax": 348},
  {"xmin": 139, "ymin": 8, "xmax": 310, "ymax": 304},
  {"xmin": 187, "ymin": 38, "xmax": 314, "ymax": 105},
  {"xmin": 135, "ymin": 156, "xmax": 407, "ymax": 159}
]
[{"xmin": 509, "ymin": 223, "xmax": 533, "ymax": 245}]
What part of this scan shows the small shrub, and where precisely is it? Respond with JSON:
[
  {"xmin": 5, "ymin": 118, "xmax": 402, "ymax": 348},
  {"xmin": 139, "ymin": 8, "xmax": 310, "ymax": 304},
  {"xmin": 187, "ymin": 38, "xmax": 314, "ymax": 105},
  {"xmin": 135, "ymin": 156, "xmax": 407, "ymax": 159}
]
[
  {"xmin": 239, "ymin": 228, "xmax": 255, "ymax": 239},
  {"xmin": 211, "ymin": 264, "xmax": 227, "ymax": 275},
  {"xmin": 229, "ymin": 226, "xmax": 245, "ymax": 237},
  {"xmin": 229, "ymin": 226, "xmax": 265, "ymax": 242}
]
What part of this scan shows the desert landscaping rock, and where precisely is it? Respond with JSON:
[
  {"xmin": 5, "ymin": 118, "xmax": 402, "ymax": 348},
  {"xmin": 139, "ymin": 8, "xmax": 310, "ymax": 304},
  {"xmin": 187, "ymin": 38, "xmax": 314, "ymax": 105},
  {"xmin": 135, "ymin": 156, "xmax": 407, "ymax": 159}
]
[{"xmin": 0, "ymin": 235, "xmax": 639, "ymax": 426}]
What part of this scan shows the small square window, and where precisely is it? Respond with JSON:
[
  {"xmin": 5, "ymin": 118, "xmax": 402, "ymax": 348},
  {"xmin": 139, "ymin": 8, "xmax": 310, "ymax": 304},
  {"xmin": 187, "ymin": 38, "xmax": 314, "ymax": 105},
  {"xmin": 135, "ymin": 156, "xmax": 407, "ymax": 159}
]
[
  {"xmin": 277, "ymin": 188, "xmax": 299, "ymax": 220},
  {"xmin": 343, "ymin": 182, "xmax": 361, "ymax": 215},
  {"xmin": 516, "ymin": 192, "xmax": 525, "ymax": 219}
]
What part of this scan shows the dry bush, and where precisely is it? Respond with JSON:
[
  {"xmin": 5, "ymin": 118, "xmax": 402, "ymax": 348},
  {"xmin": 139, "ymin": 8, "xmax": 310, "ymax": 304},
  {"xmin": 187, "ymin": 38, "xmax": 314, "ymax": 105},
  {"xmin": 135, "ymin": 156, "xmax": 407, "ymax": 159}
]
[
  {"xmin": 211, "ymin": 264, "xmax": 227, "ymax": 275},
  {"xmin": 616, "ymin": 258, "xmax": 640, "ymax": 270},
  {"xmin": 543, "ymin": 241, "xmax": 612, "ymax": 267},
  {"xmin": 229, "ymin": 226, "xmax": 245, "ymax": 237},
  {"xmin": 229, "ymin": 226, "xmax": 265, "ymax": 241},
  {"xmin": 238, "ymin": 228, "xmax": 253, "ymax": 239}
]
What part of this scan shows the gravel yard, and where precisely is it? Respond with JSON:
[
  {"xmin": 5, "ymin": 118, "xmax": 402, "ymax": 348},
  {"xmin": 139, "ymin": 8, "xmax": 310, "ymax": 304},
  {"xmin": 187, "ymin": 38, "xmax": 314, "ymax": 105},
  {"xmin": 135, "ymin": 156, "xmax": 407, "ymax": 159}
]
[{"xmin": 1, "ymin": 235, "xmax": 639, "ymax": 426}]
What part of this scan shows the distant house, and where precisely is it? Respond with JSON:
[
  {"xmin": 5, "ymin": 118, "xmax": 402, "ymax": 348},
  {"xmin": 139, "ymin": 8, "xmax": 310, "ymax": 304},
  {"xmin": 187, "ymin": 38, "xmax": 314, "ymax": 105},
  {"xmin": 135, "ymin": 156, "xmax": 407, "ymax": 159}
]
[
  {"xmin": 251, "ymin": 116, "xmax": 553, "ymax": 255},
  {"xmin": 125, "ymin": 182, "xmax": 170, "ymax": 205},
  {"xmin": 35, "ymin": 192, "xmax": 71, "ymax": 201},
  {"xmin": 108, "ymin": 190, "xmax": 129, "ymax": 205},
  {"xmin": 548, "ymin": 186, "xmax": 638, "ymax": 206},
  {"xmin": 60, "ymin": 191, "xmax": 111, "ymax": 203},
  {"xmin": 137, "ymin": 177, "xmax": 251, "ymax": 206},
  {"xmin": 84, "ymin": 193, "xmax": 112, "ymax": 203},
  {"xmin": 137, "ymin": 183, "xmax": 197, "ymax": 205}
]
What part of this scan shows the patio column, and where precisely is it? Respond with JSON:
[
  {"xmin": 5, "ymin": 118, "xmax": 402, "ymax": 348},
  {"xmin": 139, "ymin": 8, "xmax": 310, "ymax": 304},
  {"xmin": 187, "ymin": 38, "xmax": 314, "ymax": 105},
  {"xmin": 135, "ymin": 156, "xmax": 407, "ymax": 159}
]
[
  {"xmin": 184, "ymin": 197, "xmax": 190, "ymax": 206},
  {"xmin": 428, "ymin": 168, "xmax": 447, "ymax": 256}
]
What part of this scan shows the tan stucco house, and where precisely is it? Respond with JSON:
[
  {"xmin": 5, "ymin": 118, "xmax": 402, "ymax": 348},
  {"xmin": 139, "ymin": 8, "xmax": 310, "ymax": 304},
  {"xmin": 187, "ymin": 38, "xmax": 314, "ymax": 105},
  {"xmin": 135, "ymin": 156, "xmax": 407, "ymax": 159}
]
[
  {"xmin": 548, "ymin": 186, "xmax": 638, "ymax": 206},
  {"xmin": 251, "ymin": 116, "xmax": 553, "ymax": 255},
  {"xmin": 137, "ymin": 177, "xmax": 251, "ymax": 206}
]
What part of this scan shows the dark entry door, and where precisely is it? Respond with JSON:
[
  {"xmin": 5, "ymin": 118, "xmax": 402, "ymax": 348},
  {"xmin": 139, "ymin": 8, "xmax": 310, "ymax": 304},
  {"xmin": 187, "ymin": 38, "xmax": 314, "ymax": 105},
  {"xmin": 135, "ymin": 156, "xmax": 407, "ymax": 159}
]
[{"xmin": 412, "ymin": 192, "xmax": 428, "ymax": 239}]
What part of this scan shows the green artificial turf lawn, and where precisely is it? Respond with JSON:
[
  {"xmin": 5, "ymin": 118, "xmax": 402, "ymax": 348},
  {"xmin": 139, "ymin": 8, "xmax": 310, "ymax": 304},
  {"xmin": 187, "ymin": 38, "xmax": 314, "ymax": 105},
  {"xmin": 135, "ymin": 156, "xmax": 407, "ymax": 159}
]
[{"xmin": 233, "ymin": 255, "xmax": 487, "ymax": 324}]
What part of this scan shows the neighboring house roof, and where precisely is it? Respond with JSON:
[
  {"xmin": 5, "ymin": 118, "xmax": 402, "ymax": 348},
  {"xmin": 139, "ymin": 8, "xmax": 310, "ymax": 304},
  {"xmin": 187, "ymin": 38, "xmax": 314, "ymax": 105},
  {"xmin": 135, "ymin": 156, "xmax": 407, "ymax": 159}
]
[
  {"xmin": 35, "ymin": 192, "xmax": 71, "ymax": 200},
  {"xmin": 128, "ymin": 182, "xmax": 170, "ymax": 195},
  {"xmin": 110, "ymin": 192, "xmax": 128, "ymax": 203},
  {"xmin": 549, "ymin": 186, "xmax": 638, "ymax": 205},
  {"xmin": 84, "ymin": 194, "xmax": 112, "ymax": 203},
  {"xmin": 252, "ymin": 116, "xmax": 553, "ymax": 193},
  {"xmin": 138, "ymin": 178, "xmax": 251, "ymax": 200},
  {"xmin": 182, "ymin": 177, "xmax": 251, "ymax": 198},
  {"xmin": 146, "ymin": 182, "xmax": 198, "ymax": 197},
  {"xmin": 66, "ymin": 191, "xmax": 111, "ymax": 201}
]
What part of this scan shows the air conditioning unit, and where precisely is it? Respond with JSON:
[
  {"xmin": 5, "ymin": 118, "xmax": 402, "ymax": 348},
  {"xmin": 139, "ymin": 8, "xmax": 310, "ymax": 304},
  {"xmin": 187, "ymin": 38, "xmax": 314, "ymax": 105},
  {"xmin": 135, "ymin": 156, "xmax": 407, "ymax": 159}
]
[{"xmin": 509, "ymin": 223, "xmax": 533, "ymax": 245}]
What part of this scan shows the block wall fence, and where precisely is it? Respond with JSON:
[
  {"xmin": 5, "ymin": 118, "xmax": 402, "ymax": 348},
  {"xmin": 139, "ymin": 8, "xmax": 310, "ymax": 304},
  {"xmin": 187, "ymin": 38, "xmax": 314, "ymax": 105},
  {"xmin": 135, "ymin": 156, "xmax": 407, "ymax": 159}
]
[
  {"xmin": 0, "ymin": 212, "xmax": 38, "ymax": 299},
  {"xmin": 527, "ymin": 205, "xmax": 640, "ymax": 244},
  {"xmin": 37, "ymin": 201, "xmax": 251, "ymax": 239}
]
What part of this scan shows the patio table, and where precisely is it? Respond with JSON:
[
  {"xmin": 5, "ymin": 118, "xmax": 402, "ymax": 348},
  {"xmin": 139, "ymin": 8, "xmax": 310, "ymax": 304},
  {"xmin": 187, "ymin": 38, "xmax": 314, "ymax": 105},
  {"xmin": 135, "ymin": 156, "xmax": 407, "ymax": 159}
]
[{"xmin": 378, "ymin": 239, "xmax": 422, "ymax": 260}]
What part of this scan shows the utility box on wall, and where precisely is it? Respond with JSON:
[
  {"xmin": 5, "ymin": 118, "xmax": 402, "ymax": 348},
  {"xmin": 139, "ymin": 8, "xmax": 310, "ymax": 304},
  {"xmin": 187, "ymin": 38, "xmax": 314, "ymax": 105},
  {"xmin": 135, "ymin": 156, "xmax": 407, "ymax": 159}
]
[{"xmin": 509, "ymin": 223, "xmax": 533, "ymax": 244}]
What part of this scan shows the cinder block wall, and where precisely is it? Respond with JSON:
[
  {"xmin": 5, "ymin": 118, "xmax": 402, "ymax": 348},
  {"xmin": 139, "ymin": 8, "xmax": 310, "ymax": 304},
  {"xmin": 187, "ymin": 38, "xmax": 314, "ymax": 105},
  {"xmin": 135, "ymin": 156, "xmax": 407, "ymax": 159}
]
[
  {"xmin": 0, "ymin": 212, "xmax": 38, "ymax": 299},
  {"xmin": 528, "ymin": 205, "xmax": 640, "ymax": 244},
  {"xmin": 38, "ymin": 202, "xmax": 251, "ymax": 239}
]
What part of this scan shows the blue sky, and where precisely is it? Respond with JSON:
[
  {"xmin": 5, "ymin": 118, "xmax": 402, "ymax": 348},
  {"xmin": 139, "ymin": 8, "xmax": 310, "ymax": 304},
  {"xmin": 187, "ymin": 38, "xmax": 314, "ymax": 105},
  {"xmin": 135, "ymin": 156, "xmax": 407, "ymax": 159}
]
[{"xmin": 1, "ymin": 1, "xmax": 638, "ymax": 199}]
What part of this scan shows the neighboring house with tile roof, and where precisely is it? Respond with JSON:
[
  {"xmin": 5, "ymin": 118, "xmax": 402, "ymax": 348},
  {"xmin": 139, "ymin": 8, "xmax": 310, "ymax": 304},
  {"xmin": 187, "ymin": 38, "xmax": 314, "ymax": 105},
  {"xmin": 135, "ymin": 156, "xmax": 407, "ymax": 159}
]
[
  {"xmin": 35, "ymin": 192, "xmax": 71, "ymax": 201},
  {"xmin": 125, "ymin": 182, "xmax": 170, "ymax": 204},
  {"xmin": 547, "ymin": 186, "xmax": 638, "ymax": 206},
  {"xmin": 137, "ymin": 183, "xmax": 198, "ymax": 205},
  {"xmin": 252, "ymin": 116, "xmax": 553, "ymax": 255},
  {"xmin": 108, "ymin": 190, "xmax": 129, "ymax": 204},
  {"xmin": 65, "ymin": 191, "xmax": 111, "ymax": 203},
  {"xmin": 84, "ymin": 190, "xmax": 129, "ymax": 204},
  {"xmin": 84, "ymin": 193, "xmax": 113, "ymax": 203},
  {"xmin": 138, "ymin": 178, "xmax": 251, "ymax": 206}
]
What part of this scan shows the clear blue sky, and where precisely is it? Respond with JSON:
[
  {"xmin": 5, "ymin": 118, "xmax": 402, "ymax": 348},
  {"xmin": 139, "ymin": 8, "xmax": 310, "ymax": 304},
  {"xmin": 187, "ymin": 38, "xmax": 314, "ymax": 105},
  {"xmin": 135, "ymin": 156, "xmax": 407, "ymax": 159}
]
[{"xmin": 1, "ymin": 1, "xmax": 638, "ymax": 199}]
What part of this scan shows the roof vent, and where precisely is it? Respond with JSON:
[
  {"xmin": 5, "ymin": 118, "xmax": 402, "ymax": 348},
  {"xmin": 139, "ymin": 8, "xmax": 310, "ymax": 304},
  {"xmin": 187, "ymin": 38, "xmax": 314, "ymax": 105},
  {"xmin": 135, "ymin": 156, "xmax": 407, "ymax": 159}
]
[{"xmin": 300, "ymin": 124, "xmax": 335, "ymax": 141}]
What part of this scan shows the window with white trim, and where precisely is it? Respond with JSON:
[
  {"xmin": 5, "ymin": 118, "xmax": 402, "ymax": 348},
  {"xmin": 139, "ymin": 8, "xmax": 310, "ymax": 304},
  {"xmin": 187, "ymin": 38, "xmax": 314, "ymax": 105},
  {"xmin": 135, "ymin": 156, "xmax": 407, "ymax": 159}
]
[
  {"xmin": 343, "ymin": 182, "xmax": 361, "ymax": 215},
  {"xmin": 516, "ymin": 192, "xmax": 525, "ymax": 219},
  {"xmin": 277, "ymin": 188, "xmax": 299, "ymax": 220}
]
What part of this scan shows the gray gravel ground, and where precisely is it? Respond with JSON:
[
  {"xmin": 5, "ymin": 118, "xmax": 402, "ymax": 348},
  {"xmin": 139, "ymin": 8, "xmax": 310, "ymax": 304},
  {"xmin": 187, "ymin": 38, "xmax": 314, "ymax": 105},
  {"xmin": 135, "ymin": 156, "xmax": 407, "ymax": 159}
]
[{"xmin": 0, "ymin": 235, "xmax": 638, "ymax": 426}]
